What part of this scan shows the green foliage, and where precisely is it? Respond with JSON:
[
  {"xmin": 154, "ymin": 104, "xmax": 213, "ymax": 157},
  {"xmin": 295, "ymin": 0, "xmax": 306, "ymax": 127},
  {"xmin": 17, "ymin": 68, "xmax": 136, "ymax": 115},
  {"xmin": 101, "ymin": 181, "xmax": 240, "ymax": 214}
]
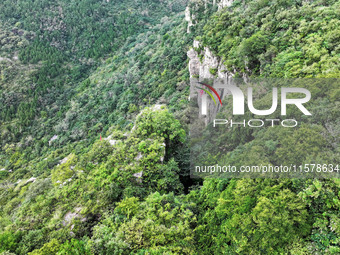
[
  {"xmin": 0, "ymin": 251, "xmax": 16, "ymax": 255},
  {"xmin": 51, "ymin": 154, "xmax": 77, "ymax": 185},
  {"xmin": 115, "ymin": 197, "xmax": 140, "ymax": 219},
  {"xmin": 209, "ymin": 68, "xmax": 218, "ymax": 76},
  {"xmin": 275, "ymin": 124, "xmax": 326, "ymax": 165},
  {"xmin": 16, "ymin": 229, "xmax": 47, "ymax": 254},
  {"xmin": 89, "ymin": 192, "xmax": 197, "ymax": 254},
  {"xmin": 0, "ymin": 0, "xmax": 339, "ymax": 254},
  {"xmin": 28, "ymin": 239, "xmax": 60, "ymax": 255},
  {"xmin": 199, "ymin": 0, "xmax": 340, "ymax": 77},
  {"xmin": 194, "ymin": 179, "xmax": 311, "ymax": 254},
  {"xmin": 0, "ymin": 231, "xmax": 20, "ymax": 253},
  {"xmin": 58, "ymin": 239, "xmax": 91, "ymax": 255},
  {"xmin": 133, "ymin": 106, "xmax": 186, "ymax": 142},
  {"xmin": 132, "ymin": 106, "xmax": 186, "ymax": 161},
  {"xmin": 85, "ymin": 140, "xmax": 114, "ymax": 165},
  {"xmin": 0, "ymin": 0, "xmax": 191, "ymax": 158}
]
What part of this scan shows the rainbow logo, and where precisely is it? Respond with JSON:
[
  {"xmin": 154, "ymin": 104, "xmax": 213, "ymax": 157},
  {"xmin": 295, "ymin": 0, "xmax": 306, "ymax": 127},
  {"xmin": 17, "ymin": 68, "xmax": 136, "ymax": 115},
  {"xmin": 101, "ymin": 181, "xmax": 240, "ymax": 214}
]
[{"xmin": 196, "ymin": 82, "xmax": 223, "ymax": 106}]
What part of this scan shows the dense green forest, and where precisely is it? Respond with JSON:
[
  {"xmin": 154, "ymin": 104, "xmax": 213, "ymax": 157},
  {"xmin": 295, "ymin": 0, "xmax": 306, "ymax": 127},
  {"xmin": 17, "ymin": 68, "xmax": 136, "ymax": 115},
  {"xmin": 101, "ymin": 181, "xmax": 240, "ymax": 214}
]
[{"xmin": 0, "ymin": 0, "xmax": 339, "ymax": 254}]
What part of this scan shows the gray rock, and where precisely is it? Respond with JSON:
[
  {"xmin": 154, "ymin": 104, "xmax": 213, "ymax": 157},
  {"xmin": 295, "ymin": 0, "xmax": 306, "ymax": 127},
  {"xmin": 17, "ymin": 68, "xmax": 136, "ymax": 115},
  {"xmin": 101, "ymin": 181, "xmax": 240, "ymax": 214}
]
[
  {"xmin": 49, "ymin": 135, "xmax": 58, "ymax": 146},
  {"xmin": 133, "ymin": 171, "xmax": 143, "ymax": 183},
  {"xmin": 62, "ymin": 207, "xmax": 85, "ymax": 226},
  {"xmin": 25, "ymin": 177, "xmax": 36, "ymax": 184},
  {"xmin": 135, "ymin": 152, "xmax": 143, "ymax": 161}
]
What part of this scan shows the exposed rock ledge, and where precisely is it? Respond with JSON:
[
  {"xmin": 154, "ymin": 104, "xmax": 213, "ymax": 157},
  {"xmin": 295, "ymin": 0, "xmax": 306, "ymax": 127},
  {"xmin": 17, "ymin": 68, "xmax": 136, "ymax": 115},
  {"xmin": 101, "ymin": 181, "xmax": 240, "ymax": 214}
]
[
  {"xmin": 187, "ymin": 40, "xmax": 233, "ymax": 80},
  {"xmin": 185, "ymin": 0, "xmax": 234, "ymax": 33},
  {"xmin": 218, "ymin": 0, "xmax": 233, "ymax": 10},
  {"xmin": 185, "ymin": 7, "xmax": 194, "ymax": 33},
  {"xmin": 187, "ymin": 40, "xmax": 246, "ymax": 124}
]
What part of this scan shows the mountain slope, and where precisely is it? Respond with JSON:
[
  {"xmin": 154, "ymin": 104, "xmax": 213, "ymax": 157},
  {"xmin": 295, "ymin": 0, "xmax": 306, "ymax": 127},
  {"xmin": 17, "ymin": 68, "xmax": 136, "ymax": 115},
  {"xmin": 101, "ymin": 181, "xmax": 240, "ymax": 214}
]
[{"xmin": 0, "ymin": 0, "xmax": 339, "ymax": 254}]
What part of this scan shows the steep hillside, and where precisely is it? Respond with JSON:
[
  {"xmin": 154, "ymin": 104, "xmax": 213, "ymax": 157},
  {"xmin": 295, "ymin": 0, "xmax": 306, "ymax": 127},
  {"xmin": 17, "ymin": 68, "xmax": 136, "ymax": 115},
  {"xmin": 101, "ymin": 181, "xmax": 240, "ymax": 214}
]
[
  {"xmin": 0, "ymin": 0, "xmax": 339, "ymax": 254},
  {"xmin": 186, "ymin": 0, "xmax": 340, "ymax": 254},
  {"xmin": 0, "ymin": 0, "xmax": 191, "ymax": 175},
  {"xmin": 1, "ymin": 1, "xmax": 194, "ymax": 253}
]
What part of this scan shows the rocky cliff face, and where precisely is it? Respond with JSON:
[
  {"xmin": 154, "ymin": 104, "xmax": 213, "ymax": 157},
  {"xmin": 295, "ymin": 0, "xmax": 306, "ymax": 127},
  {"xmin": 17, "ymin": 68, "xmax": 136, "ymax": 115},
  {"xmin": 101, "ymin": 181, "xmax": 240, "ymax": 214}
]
[
  {"xmin": 187, "ymin": 40, "xmax": 237, "ymax": 124},
  {"xmin": 185, "ymin": 0, "xmax": 234, "ymax": 34},
  {"xmin": 184, "ymin": 7, "xmax": 194, "ymax": 33},
  {"xmin": 185, "ymin": 0, "xmax": 252, "ymax": 124},
  {"xmin": 186, "ymin": 4, "xmax": 234, "ymax": 124},
  {"xmin": 187, "ymin": 40, "xmax": 231, "ymax": 79},
  {"xmin": 186, "ymin": 0, "xmax": 236, "ymax": 79},
  {"xmin": 217, "ymin": 0, "xmax": 233, "ymax": 10}
]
